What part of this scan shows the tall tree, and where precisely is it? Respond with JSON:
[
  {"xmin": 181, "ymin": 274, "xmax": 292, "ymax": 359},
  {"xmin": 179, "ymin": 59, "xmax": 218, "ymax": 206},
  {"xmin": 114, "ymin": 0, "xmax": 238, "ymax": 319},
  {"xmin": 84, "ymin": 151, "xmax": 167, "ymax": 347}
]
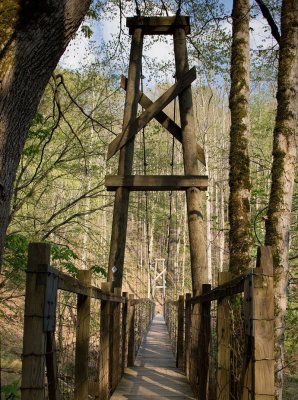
[
  {"xmin": 0, "ymin": 0, "xmax": 91, "ymax": 267},
  {"xmin": 265, "ymin": 1, "xmax": 298, "ymax": 397},
  {"xmin": 228, "ymin": 0, "xmax": 252, "ymax": 273}
]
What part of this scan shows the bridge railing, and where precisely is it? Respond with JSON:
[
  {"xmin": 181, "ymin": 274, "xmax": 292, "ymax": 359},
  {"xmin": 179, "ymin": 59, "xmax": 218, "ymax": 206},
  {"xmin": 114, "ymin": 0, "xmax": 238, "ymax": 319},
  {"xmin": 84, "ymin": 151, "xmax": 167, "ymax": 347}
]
[
  {"xmin": 164, "ymin": 299, "xmax": 178, "ymax": 356},
  {"xmin": 165, "ymin": 246, "xmax": 275, "ymax": 400},
  {"xmin": 20, "ymin": 242, "xmax": 155, "ymax": 400}
]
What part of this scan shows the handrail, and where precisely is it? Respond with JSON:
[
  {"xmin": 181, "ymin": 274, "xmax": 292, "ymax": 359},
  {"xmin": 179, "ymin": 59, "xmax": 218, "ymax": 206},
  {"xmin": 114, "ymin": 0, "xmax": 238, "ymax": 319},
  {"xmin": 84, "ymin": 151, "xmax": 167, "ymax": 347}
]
[
  {"xmin": 189, "ymin": 266, "xmax": 268, "ymax": 304},
  {"xmin": 56, "ymin": 268, "xmax": 127, "ymax": 302}
]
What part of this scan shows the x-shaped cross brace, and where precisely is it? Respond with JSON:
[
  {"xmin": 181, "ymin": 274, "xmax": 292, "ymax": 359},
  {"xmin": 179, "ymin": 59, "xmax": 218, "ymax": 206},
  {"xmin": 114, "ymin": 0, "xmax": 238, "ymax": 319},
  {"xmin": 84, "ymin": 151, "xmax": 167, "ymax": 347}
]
[{"xmin": 107, "ymin": 66, "xmax": 205, "ymax": 165}]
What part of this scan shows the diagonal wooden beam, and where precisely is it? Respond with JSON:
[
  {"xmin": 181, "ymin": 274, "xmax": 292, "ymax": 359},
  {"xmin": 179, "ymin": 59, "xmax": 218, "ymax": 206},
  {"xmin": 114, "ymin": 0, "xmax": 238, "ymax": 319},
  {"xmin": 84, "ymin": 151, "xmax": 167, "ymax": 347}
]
[
  {"xmin": 120, "ymin": 75, "xmax": 206, "ymax": 165},
  {"xmin": 107, "ymin": 66, "xmax": 197, "ymax": 160}
]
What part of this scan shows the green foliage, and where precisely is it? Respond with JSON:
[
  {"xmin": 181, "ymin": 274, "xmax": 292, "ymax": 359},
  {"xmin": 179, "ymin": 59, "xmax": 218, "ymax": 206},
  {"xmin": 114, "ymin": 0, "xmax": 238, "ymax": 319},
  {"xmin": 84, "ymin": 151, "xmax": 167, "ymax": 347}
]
[
  {"xmin": 0, "ymin": 382, "xmax": 20, "ymax": 399},
  {"xmin": 51, "ymin": 244, "xmax": 79, "ymax": 276},
  {"xmin": 90, "ymin": 264, "xmax": 107, "ymax": 277},
  {"xmin": 81, "ymin": 25, "xmax": 93, "ymax": 38},
  {"xmin": 3, "ymin": 234, "xmax": 29, "ymax": 285}
]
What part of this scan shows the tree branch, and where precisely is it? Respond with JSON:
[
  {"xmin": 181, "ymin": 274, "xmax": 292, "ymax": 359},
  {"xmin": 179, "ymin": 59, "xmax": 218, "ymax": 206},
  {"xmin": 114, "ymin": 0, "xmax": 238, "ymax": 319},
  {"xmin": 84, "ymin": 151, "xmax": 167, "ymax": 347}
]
[{"xmin": 255, "ymin": 0, "xmax": 280, "ymax": 43}]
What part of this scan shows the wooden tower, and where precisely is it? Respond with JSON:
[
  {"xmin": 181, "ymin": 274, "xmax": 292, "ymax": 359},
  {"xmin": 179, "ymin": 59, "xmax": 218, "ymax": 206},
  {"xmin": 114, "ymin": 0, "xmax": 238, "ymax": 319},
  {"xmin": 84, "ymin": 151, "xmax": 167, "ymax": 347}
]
[{"xmin": 105, "ymin": 16, "xmax": 208, "ymax": 297}]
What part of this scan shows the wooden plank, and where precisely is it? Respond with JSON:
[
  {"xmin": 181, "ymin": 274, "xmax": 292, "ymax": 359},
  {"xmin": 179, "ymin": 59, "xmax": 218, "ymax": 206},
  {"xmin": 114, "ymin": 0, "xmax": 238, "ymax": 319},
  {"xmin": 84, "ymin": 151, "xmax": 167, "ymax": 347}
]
[
  {"xmin": 217, "ymin": 272, "xmax": 232, "ymax": 400},
  {"xmin": 74, "ymin": 270, "xmax": 91, "ymax": 400},
  {"xmin": 253, "ymin": 246, "xmax": 274, "ymax": 397},
  {"xmin": 99, "ymin": 282, "xmax": 112, "ymax": 400},
  {"xmin": 105, "ymin": 175, "xmax": 208, "ymax": 191},
  {"xmin": 21, "ymin": 243, "xmax": 50, "ymax": 400},
  {"xmin": 107, "ymin": 67, "xmax": 197, "ymax": 160},
  {"xmin": 120, "ymin": 75, "xmax": 206, "ymax": 165},
  {"xmin": 56, "ymin": 269, "xmax": 126, "ymax": 302},
  {"xmin": 126, "ymin": 16, "xmax": 190, "ymax": 35},
  {"xmin": 111, "ymin": 315, "xmax": 195, "ymax": 399},
  {"xmin": 176, "ymin": 295, "xmax": 184, "ymax": 369},
  {"xmin": 191, "ymin": 272, "xmax": 245, "ymax": 304},
  {"xmin": 107, "ymin": 28, "xmax": 143, "ymax": 291}
]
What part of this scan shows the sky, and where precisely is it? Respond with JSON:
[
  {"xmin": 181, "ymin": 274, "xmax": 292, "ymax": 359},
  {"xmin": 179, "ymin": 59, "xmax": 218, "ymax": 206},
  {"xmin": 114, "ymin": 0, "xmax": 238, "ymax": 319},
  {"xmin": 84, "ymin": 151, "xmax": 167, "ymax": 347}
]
[{"xmin": 59, "ymin": 0, "xmax": 276, "ymax": 81}]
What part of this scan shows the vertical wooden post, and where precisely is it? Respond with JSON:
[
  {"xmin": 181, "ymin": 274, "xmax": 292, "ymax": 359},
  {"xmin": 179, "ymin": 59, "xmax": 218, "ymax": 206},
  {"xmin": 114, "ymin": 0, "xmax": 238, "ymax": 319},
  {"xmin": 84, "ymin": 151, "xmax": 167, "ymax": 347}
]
[
  {"xmin": 198, "ymin": 285, "xmax": 211, "ymax": 400},
  {"xmin": 127, "ymin": 294, "xmax": 135, "ymax": 366},
  {"xmin": 121, "ymin": 292, "xmax": 128, "ymax": 375},
  {"xmin": 174, "ymin": 26, "xmax": 206, "ymax": 397},
  {"xmin": 111, "ymin": 288, "xmax": 122, "ymax": 393},
  {"xmin": 99, "ymin": 282, "xmax": 111, "ymax": 400},
  {"xmin": 46, "ymin": 331, "xmax": 59, "ymax": 400},
  {"xmin": 217, "ymin": 272, "xmax": 232, "ymax": 400},
  {"xmin": 242, "ymin": 273, "xmax": 253, "ymax": 400},
  {"xmin": 21, "ymin": 243, "xmax": 51, "ymax": 400},
  {"xmin": 253, "ymin": 246, "xmax": 274, "ymax": 399},
  {"xmin": 173, "ymin": 27, "xmax": 207, "ymax": 295},
  {"xmin": 184, "ymin": 293, "xmax": 191, "ymax": 378},
  {"xmin": 189, "ymin": 290, "xmax": 200, "ymax": 394},
  {"xmin": 107, "ymin": 27, "xmax": 144, "ymax": 290},
  {"xmin": 176, "ymin": 295, "xmax": 184, "ymax": 368},
  {"xmin": 74, "ymin": 270, "xmax": 91, "ymax": 400}
]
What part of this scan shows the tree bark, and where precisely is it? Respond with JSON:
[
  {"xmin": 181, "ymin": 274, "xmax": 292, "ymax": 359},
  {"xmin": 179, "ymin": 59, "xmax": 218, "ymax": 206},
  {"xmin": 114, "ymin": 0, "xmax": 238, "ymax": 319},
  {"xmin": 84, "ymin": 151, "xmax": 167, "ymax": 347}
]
[
  {"xmin": 228, "ymin": 0, "xmax": 252, "ymax": 274},
  {"xmin": 265, "ymin": 1, "xmax": 298, "ymax": 398},
  {"xmin": 0, "ymin": 0, "xmax": 91, "ymax": 266}
]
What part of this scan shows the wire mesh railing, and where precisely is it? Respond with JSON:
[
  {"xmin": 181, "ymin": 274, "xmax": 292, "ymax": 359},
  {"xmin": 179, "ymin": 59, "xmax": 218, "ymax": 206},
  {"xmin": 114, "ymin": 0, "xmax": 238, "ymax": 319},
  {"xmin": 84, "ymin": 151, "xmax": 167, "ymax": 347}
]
[
  {"xmin": 20, "ymin": 242, "xmax": 155, "ymax": 400},
  {"xmin": 164, "ymin": 300, "xmax": 178, "ymax": 357}
]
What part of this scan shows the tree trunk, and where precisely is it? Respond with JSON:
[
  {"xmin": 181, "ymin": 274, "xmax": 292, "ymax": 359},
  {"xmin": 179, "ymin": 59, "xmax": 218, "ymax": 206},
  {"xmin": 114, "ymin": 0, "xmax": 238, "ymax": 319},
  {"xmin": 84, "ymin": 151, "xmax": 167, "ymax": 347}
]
[
  {"xmin": 228, "ymin": 0, "xmax": 252, "ymax": 274},
  {"xmin": 0, "ymin": 0, "xmax": 91, "ymax": 267},
  {"xmin": 265, "ymin": 1, "xmax": 298, "ymax": 398}
]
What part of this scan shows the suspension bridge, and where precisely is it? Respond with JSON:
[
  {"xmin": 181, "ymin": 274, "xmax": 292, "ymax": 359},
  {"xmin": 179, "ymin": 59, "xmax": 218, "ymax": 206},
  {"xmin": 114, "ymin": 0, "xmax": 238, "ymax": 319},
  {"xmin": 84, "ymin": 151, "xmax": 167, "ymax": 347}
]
[{"xmin": 20, "ymin": 15, "xmax": 275, "ymax": 400}]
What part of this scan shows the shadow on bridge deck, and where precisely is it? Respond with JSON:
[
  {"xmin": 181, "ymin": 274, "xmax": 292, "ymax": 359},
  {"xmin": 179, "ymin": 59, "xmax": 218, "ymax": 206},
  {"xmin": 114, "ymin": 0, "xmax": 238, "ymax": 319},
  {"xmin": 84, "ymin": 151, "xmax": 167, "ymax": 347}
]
[{"xmin": 111, "ymin": 314, "xmax": 196, "ymax": 399}]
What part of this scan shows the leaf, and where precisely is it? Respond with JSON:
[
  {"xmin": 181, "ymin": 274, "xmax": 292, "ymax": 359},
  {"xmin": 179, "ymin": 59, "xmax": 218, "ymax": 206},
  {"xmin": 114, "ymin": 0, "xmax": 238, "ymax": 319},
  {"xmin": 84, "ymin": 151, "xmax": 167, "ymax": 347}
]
[
  {"xmin": 87, "ymin": 9, "xmax": 98, "ymax": 19},
  {"xmin": 90, "ymin": 264, "xmax": 108, "ymax": 278},
  {"xmin": 81, "ymin": 25, "xmax": 93, "ymax": 39}
]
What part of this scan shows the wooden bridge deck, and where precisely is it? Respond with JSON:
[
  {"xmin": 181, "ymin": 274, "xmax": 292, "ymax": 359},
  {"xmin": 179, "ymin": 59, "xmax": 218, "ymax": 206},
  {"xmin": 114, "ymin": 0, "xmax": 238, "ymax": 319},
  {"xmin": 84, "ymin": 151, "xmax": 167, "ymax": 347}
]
[{"xmin": 111, "ymin": 314, "xmax": 196, "ymax": 399}]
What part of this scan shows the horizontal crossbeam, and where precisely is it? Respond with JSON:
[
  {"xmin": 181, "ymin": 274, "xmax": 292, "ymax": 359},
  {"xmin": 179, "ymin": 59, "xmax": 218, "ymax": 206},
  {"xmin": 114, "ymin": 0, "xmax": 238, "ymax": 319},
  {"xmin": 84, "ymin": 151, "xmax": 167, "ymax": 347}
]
[
  {"xmin": 105, "ymin": 175, "xmax": 208, "ymax": 191},
  {"xmin": 126, "ymin": 16, "xmax": 190, "ymax": 35},
  {"xmin": 120, "ymin": 75, "xmax": 206, "ymax": 165},
  {"xmin": 107, "ymin": 67, "xmax": 197, "ymax": 160}
]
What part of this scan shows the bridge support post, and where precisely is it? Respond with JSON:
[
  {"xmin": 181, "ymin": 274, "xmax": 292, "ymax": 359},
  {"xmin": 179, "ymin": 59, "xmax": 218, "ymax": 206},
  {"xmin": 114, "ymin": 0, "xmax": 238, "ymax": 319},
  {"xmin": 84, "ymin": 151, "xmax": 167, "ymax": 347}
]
[
  {"xmin": 121, "ymin": 292, "xmax": 128, "ymax": 375},
  {"xmin": 127, "ymin": 294, "xmax": 135, "ymax": 366},
  {"xmin": 21, "ymin": 243, "xmax": 59, "ymax": 400},
  {"xmin": 99, "ymin": 282, "xmax": 112, "ymax": 400},
  {"xmin": 184, "ymin": 293, "xmax": 191, "ymax": 378},
  {"xmin": 110, "ymin": 288, "xmax": 122, "ymax": 394},
  {"xmin": 217, "ymin": 272, "xmax": 232, "ymax": 400},
  {"xmin": 74, "ymin": 270, "xmax": 91, "ymax": 400},
  {"xmin": 198, "ymin": 284, "xmax": 211, "ymax": 400},
  {"xmin": 242, "ymin": 246, "xmax": 275, "ymax": 399}
]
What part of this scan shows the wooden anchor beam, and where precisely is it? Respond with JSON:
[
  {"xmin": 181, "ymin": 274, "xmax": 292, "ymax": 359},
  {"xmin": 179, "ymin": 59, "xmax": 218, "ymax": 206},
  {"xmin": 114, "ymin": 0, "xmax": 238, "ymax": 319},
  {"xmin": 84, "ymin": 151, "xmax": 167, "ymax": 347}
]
[
  {"xmin": 120, "ymin": 76, "xmax": 206, "ymax": 165},
  {"xmin": 126, "ymin": 16, "xmax": 190, "ymax": 35},
  {"xmin": 107, "ymin": 66, "xmax": 197, "ymax": 160},
  {"xmin": 105, "ymin": 175, "xmax": 208, "ymax": 191}
]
